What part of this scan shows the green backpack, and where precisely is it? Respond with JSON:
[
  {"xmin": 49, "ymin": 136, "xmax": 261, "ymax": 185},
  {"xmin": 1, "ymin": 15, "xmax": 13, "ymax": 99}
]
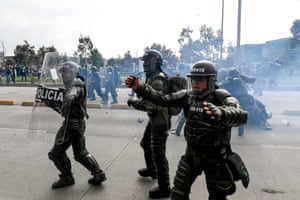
[{"xmin": 167, "ymin": 75, "xmax": 187, "ymax": 115}]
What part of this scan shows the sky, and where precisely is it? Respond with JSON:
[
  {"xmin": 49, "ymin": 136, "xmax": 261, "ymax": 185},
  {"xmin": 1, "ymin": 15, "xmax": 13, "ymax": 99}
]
[{"xmin": 1, "ymin": 0, "xmax": 300, "ymax": 58}]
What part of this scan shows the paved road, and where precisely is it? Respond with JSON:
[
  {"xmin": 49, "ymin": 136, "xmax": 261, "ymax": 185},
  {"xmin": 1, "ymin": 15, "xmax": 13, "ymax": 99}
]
[{"xmin": 0, "ymin": 86, "xmax": 300, "ymax": 200}]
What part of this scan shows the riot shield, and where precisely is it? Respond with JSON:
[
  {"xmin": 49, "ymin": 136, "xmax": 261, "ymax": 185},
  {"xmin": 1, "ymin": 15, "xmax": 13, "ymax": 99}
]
[{"xmin": 28, "ymin": 52, "xmax": 79, "ymax": 143}]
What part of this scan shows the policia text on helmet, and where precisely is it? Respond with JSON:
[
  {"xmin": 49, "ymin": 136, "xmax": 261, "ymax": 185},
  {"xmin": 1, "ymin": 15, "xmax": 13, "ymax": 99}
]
[{"xmin": 187, "ymin": 60, "xmax": 217, "ymax": 96}]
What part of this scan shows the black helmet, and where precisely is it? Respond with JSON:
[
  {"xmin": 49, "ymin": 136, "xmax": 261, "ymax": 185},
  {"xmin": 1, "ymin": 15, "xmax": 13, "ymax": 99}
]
[
  {"xmin": 140, "ymin": 49, "xmax": 163, "ymax": 65},
  {"xmin": 58, "ymin": 61, "xmax": 80, "ymax": 86},
  {"xmin": 140, "ymin": 49, "xmax": 163, "ymax": 76},
  {"xmin": 228, "ymin": 68, "xmax": 239, "ymax": 78},
  {"xmin": 91, "ymin": 66, "xmax": 97, "ymax": 72},
  {"xmin": 58, "ymin": 61, "xmax": 80, "ymax": 75},
  {"xmin": 187, "ymin": 60, "xmax": 217, "ymax": 78},
  {"xmin": 187, "ymin": 60, "xmax": 218, "ymax": 96}
]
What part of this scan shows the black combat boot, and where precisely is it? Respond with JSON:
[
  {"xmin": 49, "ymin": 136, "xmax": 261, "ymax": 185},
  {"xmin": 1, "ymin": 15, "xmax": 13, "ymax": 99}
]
[
  {"xmin": 138, "ymin": 168, "xmax": 157, "ymax": 179},
  {"xmin": 149, "ymin": 186, "xmax": 171, "ymax": 199},
  {"xmin": 88, "ymin": 171, "xmax": 107, "ymax": 185},
  {"xmin": 52, "ymin": 174, "xmax": 75, "ymax": 189}
]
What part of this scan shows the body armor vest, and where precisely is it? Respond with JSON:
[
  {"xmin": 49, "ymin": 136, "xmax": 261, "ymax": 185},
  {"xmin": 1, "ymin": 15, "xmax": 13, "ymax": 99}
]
[
  {"xmin": 61, "ymin": 79, "xmax": 88, "ymax": 120},
  {"xmin": 184, "ymin": 93, "xmax": 230, "ymax": 146}
]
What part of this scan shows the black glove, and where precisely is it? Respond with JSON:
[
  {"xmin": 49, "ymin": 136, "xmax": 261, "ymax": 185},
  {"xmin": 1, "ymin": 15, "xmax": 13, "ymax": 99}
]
[
  {"xmin": 127, "ymin": 96, "xmax": 139, "ymax": 107},
  {"xmin": 125, "ymin": 76, "xmax": 137, "ymax": 88},
  {"xmin": 206, "ymin": 102, "xmax": 223, "ymax": 120}
]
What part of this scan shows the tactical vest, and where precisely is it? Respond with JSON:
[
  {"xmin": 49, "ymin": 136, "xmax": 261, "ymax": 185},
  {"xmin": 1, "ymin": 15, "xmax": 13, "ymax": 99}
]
[
  {"xmin": 184, "ymin": 90, "xmax": 230, "ymax": 146},
  {"xmin": 146, "ymin": 71, "xmax": 170, "ymax": 131}
]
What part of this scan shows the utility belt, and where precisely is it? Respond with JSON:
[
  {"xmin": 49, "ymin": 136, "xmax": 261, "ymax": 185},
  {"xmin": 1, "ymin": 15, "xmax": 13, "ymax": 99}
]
[{"xmin": 69, "ymin": 115, "xmax": 84, "ymax": 120}]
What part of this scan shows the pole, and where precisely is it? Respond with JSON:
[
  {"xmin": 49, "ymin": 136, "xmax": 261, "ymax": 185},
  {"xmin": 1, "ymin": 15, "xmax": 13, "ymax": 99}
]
[
  {"xmin": 220, "ymin": 0, "xmax": 224, "ymax": 66},
  {"xmin": 236, "ymin": 0, "xmax": 242, "ymax": 66},
  {"xmin": 1, "ymin": 41, "xmax": 5, "ymax": 57}
]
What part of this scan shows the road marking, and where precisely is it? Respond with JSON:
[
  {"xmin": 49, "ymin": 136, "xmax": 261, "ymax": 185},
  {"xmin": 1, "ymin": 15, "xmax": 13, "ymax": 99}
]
[{"xmin": 261, "ymin": 144, "xmax": 300, "ymax": 150}]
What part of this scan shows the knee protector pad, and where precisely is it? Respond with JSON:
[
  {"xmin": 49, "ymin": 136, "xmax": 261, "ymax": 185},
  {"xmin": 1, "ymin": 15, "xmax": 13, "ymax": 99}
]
[
  {"xmin": 48, "ymin": 152, "xmax": 54, "ymax": 160},
  {"xmin": 48, "ymin": 151, "xmax": 57, "ymax": 161}
]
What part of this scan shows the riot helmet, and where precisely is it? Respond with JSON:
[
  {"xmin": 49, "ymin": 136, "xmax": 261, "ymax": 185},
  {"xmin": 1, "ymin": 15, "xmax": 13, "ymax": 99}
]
[
  {"xmin": 91, "ymin": 66, "xmax": 97, "ymax": 72},
  {"xmin": 140, "ymin": 49, "xmax": 163, "ymax": 76},
  {"xmin": 187, "ymin": 60, "xmax": 217, "ymax": 96},
  {"xmin": 228, "ymin": 68, "xmax": 239, "ymax": 78},
  {"xmin": 58, "ymin": 61, "xmax": 80, "ymax": 87}
]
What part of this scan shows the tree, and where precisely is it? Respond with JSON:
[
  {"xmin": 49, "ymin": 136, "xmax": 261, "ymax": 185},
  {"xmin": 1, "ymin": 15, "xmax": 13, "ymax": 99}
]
[
  {"xmin": 36, "ymin": 46, "xmax": 57, "ymax": 66},
  {"xmin": 198, "ymin": 25, "xmax": 221, "ymax": 62},
  {"xmin": 77, "ymin": 35, "xmax": 104, "ymax": 67},
  {"xmin": 90, "ymin": 48, "xmax": 104, "ymax": 67},
  {"xmin": 178, "ymin": 26, "xmax": 193, "ymax": 48},
  {"xmin": 178, "ymin": 25, "xmax": 222, "ymax": 65},
  {"xmin": 106, "ymin": 57, "xmax": 120, "ymax": 67},
  {"xmin": 14, "ymin": 40, "xmax": 36, "ymax": 66},
  {"xmin": 290, "ymin": 19, "xmax": 300, "ymax": 48},
  {"xmin": 120, "ymin": 51, "xmax": 136, "ymax": 73}
]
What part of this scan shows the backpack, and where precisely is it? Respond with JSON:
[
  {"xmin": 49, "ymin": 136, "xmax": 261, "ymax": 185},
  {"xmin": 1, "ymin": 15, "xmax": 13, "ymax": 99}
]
[{"xmin": 167, "ymin": 76, "xmax": 187, "ymax": 115}]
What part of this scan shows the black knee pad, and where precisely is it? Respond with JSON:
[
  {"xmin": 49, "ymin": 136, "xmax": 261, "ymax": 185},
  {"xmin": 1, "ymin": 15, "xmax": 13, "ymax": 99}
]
[{"xmin": 48, "ymin": 151, "xmax": 56, "ymax": 161}]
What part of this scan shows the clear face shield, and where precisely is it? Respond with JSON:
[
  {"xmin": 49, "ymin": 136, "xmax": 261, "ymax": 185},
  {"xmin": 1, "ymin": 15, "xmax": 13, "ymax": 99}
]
[
  {"xmin": 39, "ymin": 52, "xmax": 80, "ymax": 87},
  {"xmin": 187, "ymin": 76, "xmax": 210, "ymax": 96}
]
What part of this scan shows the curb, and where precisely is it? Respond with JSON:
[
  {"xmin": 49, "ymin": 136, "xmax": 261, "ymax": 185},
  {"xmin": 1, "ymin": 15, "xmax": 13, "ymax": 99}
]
[
  {"xmin": 21, "ymin": 100, "xmax": 35, "ymax": 106},
  {"xmin": 110, "ymin": 103, "xmax": 130, "ymax": 109},
  {"xmin": 87, "ymin": 102, "xmax": 102, "ymax": 109},
  {"xmin": 1, "ymin": 99, "xmax": 130, "ymax": 109},
  {"xmin": 0, "ymin": 99, "xmax": 17, "ymax": 105}
]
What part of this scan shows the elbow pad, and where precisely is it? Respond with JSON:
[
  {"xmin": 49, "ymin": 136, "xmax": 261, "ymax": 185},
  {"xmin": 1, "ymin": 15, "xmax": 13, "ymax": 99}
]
[
  {"xmin": 222, "ymin": 107, "xmax": 248, "ymax": 126},
  {"xmin": 221, "ymin": 96, "xmax": 248, "ymax": 126}
]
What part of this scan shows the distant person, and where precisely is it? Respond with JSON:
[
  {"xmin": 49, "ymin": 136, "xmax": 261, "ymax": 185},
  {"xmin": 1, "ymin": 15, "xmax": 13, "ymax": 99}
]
[
  {"xmin": 37, "ymin": 67, "xmax": 42, "ymax": 81},
  {"xmin": 21, "ymin": 65, "xmax": 27, "ymax": 81},
  {"xmin": 102, "ymin": 66, "xmax": 120, "ymax": 104},
  {"xmin": 252, "ymin": 64, "xmax": 267, "ymax": 96},
  {"xmin": 268, "ymin": 61, "xmax": 281, "ymax": 89},
  {"xmin": 5, "ymin": 65, "xmax": 12, "ymax": 84},
  {"xmin": 11, "ymin": 65, "xmax": 16, "ymax": 83}
]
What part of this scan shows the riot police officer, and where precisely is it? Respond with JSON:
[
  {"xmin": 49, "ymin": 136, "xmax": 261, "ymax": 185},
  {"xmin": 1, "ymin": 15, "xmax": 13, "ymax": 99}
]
[
  {"xmin": 219, "ymin": 68, "xmax": 272, "ymax": 130},
  {"xmin": 125, "ymin": 60, "xmax": 249, "ymax": 200},
  {"xmin": 127, "ymin": 49, "xmax": 171, "ymax": 198},
  {"xmin": 48, "ymin": 61, "xmax": 106, "ymax": 189}
]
